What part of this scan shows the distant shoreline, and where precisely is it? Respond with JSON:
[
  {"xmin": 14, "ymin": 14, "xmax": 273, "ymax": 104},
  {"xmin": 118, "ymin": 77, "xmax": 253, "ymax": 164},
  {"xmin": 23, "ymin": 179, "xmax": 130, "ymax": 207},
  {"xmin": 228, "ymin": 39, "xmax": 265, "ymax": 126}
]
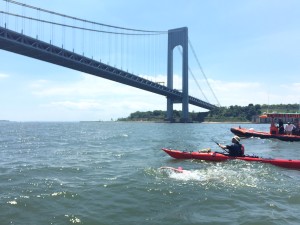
[{"xmin": 116, "ymin": 120, "xmax": 255, "ymax": 124}]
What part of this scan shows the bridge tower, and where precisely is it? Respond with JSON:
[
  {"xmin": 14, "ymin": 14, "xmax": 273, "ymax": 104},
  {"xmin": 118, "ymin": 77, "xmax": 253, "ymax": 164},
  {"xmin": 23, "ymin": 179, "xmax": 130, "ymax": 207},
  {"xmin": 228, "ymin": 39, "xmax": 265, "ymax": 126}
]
[{"xmin": 167, "ymin": 27, "xmax": 189, "ymax": 122}]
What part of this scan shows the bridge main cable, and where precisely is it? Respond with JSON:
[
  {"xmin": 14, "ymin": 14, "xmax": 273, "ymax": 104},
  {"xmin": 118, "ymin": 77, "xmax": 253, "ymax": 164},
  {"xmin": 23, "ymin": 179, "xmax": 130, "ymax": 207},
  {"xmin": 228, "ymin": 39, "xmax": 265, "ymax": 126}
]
[
  {"xmin": 3, "ymin": 0, "xmax": 167, "ymax": 34},
  {"xmin": 0, "ymin": 10, "xmax": 167, "ymax": 36}
]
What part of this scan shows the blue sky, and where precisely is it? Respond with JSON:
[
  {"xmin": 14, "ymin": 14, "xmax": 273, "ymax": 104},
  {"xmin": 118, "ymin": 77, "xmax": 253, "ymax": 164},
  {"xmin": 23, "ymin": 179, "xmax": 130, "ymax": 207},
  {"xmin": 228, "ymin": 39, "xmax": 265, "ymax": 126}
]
[{"xmin": 0, "ymin": 0, "xmax": 299, "ymax": 121}]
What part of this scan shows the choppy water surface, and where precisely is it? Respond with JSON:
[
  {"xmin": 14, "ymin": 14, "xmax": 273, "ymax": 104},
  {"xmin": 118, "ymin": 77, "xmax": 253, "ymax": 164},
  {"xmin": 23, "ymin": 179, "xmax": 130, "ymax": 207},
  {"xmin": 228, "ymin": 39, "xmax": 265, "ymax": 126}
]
[{"xmin": 0, "ymin": 122, "xmax": 299, "ymax": 225}]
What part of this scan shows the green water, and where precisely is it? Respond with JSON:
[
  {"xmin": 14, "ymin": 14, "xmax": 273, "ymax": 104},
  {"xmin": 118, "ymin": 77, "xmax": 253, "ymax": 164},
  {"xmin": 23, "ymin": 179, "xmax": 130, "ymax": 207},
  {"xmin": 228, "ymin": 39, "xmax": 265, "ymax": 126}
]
[{"xmin": 0, "ymin": 122, "xmax": 299, "ymax": 225}]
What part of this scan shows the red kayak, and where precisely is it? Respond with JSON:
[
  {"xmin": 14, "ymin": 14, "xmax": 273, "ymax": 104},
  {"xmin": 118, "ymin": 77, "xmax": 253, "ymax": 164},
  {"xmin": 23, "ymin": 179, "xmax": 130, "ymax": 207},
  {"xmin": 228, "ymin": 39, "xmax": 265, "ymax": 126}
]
[
  {"xmin": 231, "ymin": 127, "xmax": 300, "ymax": 142},
  {"xmin": 162, "ymin": 148, "xmax": 300, "ymax": 170}
]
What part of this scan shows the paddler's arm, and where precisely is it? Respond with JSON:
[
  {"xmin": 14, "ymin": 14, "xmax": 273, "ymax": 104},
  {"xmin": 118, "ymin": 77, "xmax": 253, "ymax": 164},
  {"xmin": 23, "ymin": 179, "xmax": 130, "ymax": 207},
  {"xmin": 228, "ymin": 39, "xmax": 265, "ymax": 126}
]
[{"xmin": 218, "ymin": 144, "xmax": 227, "ymax": 150}]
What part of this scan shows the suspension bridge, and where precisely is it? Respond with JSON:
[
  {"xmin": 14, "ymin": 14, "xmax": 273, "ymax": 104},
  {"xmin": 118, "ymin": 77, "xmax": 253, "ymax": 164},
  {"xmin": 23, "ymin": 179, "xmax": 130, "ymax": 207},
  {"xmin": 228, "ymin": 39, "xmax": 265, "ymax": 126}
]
[{"xmin": 0, "ymin": 0, "xmax": 220, "ymax": 122}]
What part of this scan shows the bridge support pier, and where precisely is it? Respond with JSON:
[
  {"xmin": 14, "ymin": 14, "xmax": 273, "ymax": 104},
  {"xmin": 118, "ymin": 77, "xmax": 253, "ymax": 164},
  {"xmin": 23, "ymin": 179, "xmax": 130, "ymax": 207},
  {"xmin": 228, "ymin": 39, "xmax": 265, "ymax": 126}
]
[{"xmin": 166, "ymin": 27, "xmax": 189, "ymax": 123}]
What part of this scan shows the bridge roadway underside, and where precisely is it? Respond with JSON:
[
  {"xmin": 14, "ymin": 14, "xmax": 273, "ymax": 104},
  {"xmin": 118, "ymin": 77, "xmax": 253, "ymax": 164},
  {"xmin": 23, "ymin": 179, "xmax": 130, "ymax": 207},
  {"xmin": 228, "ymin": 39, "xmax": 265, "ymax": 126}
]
[{"xmin": 0, "ymin": 27, "xmax": 217, "ymax": 112}]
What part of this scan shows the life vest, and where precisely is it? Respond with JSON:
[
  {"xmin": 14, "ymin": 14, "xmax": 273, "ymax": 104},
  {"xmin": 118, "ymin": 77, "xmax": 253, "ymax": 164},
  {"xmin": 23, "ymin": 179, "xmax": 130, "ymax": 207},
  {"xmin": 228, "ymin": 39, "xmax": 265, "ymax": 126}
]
[
  {"xmin": 270, "ymin": 124, "xmax": 278, "ymax": 134},
  {"xmin": 228, "ymin": 143, "xmax": 245, "ymax": 157}
]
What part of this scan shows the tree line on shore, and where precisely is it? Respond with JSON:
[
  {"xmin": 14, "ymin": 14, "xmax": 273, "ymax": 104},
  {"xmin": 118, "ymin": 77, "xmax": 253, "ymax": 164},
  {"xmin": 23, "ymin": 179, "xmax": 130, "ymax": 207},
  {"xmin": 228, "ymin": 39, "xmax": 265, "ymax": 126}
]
[{"xmin": 117, "ymin": 103, "xmax": 300, "ymax": 122}]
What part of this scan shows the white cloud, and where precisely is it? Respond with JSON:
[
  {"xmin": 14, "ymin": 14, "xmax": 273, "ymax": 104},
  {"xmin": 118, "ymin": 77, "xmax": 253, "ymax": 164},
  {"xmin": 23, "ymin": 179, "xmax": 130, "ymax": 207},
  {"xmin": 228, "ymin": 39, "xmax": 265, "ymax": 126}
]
[
  {"xmin": 26, "ymin": 72, "xmax": 300, "ymax": 121},
  {"xmin": 188, "ymin": 78, "xmax": 263, "ymax": 106},
  {"xmin": 210, "ymin": 80, "xmax": 263, "ymax": 106},
  {"xmin": 0, "ymin": 74, "xmax": 9, "ymax": 80},
  {"xmin": 276, "ymin": 83, "xmax": 300, "ymax": 104},
  {"xmin": 39, "ymin": 96, "xmax": 166, "ymax": 121},
  {"xmin": 29, "ymin": 73, "xmax": 167, "ymax": 120},
  {"xmin": 280, "ymin": 83, "xmax": 300, "ymax": 92},
  {"xmin": 205, "ymin": 79, "xmax": 300, "ymax": 106},
  {"xmin": 210, "ymin": 80, "xmax": 261, "ymax": 92},
  {"xmin": 45, "ymin": 100, "xmax": 103, "ymax": 110},
  {"xmin": 29, "ymin": 79, "xmax": 50, "ymax": 88},
  {"xmin": 31, "ymin": 74, "xmax": 147, "ymax": 97}
]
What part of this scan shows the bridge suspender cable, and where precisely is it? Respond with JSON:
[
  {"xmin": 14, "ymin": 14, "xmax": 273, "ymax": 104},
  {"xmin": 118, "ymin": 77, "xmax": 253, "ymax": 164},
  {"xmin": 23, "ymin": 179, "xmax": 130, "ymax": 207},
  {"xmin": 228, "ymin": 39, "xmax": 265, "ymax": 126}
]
[
  {"xmin": 176, "ymin": 47, "xmax": 210, "ymax": 103},
  {"xmin": 188, "ymin": 39, "xmax": 221, "ymax": 107}
]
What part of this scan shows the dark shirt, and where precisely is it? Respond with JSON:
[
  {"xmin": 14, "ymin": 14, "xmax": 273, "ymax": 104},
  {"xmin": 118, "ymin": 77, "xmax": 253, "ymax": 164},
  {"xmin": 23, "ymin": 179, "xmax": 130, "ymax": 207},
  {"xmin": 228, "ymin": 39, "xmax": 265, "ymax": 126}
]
[
  {"xmin": 278, "ymin": 121, "xmax": 284, "ymax": 134},
  {"xmin": 226, "ymin": 143, "xmax": 244, "ymax": 157},
  {"xmin": 278, "ymin": 126, "xmax": 284, "ymax": 134}
]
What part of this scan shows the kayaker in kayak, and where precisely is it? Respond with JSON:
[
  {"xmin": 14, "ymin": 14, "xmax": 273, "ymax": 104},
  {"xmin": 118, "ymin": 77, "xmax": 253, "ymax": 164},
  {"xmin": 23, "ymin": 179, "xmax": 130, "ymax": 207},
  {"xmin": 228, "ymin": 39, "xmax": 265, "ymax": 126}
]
[{"xmin": 218, "ymin": 135, "xmax": 244, "ymax": 157}]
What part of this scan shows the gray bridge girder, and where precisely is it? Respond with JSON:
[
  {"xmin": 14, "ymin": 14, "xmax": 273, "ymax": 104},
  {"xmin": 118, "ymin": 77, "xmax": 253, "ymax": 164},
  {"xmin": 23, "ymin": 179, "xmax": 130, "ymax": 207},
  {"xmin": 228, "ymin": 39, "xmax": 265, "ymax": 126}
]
[{"xmin": 0, "ymin": 26, "xmax": 217, "ymax": 111}]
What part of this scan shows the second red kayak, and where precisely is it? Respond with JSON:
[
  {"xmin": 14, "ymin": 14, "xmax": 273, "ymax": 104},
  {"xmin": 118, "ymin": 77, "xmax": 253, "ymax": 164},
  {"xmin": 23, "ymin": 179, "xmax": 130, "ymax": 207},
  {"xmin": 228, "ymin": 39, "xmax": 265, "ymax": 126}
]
[{"xmin": 162, "ymin": 148, "xmax": 300, "ymax": 170}]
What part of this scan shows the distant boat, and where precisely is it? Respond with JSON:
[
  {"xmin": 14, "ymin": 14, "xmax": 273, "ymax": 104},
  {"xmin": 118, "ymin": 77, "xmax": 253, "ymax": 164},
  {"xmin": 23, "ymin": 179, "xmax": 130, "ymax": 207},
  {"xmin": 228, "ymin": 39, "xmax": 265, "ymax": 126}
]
[{"xmin": 231, "ymin": 113, "xmax": 300, "ymax": 142}]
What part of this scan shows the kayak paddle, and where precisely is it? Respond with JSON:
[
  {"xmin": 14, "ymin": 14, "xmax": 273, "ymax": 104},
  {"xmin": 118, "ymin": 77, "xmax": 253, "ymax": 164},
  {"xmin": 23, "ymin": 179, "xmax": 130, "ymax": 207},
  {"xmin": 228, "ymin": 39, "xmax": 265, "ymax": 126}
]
[{"xmin": 211, "ymin": 138, "xmax": 229, "ymax": 153}]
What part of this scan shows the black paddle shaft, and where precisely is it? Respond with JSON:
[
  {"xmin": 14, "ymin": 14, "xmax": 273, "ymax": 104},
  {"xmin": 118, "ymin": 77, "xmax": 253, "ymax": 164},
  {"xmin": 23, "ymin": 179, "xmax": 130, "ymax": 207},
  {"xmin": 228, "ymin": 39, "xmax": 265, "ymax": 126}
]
[{"xmin": 211, "ymin": 138, "xmax": 229, "ymax": 153}]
